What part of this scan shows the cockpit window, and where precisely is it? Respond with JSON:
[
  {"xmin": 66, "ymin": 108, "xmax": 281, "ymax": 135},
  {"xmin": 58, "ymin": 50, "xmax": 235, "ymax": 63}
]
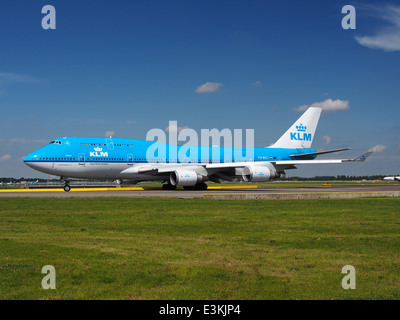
[{"xmin": 49, "ymin": 140, "xmax": 62, "ymax": 145}]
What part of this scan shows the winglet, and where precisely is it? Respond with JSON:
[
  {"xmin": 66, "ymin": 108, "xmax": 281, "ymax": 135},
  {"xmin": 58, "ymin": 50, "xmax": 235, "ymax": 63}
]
[{"xmin": 347, "ymin": 151, "xmax": 373, "ymax": 162}]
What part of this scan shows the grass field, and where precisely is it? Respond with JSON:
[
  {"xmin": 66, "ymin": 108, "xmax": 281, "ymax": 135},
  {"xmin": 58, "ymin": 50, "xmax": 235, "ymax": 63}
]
[
  {"xmin": 1, "ymin": 179, "xmax": 398, "ymax": 190},
  {"xmin": 0, "ymin": 197, "xmax": 399, "ymax": 300}
]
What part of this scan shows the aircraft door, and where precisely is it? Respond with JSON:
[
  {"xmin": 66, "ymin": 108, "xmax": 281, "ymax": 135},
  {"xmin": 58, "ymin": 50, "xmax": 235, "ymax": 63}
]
[
  {"xmin": 127, "ymin": 154, "xmax": 133, "ymax": 165},
  {"xmin": 106, "ymin": 138, "xmax": 114, "ymax": 150},
  {"xmin": 78, "ymin": 153, "xmax": 85, "ymax": 165}
]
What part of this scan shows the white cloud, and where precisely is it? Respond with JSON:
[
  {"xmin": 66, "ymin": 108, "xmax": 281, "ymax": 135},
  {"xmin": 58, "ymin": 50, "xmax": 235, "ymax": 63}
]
[
  {"xmin": 104, "ymin": 131, "xmax": 115, "ymax": 138},
  {"xmin": 322, "ymin": 136, "xmax": 332, "ymax": 145},
  {"xmin": 355, "ymin": 5, "xmax": 400, "ymax": 52},
  {"xmin": 251, "ymin": 80, "xmax": 262, "ymax": 87},
  {"xmin": 195, "ymin": 82, "xmax": 223, "ymax": 93},
  {"xmin": 0, "ymin": 72, "xmax": 40, "ymax": 99},
  {"xmin": 356, "ymin": 33, "xmax": 400, "ymax": 52},
  {"xmin": 369, "ymin": 144, "xmax": 387, "ymax": 153},
  {"xmin": 10, "ymin": 138, "xmax": 48, "ymax": 144},
  {"xmin": 0, "ymin": 138, "xmax": 48, "ymax": 144},
  {"xmin": 293, "ymin": 98, "xmax": 350, "ymax": 112},
  {"xmin": 165, "ymin": 124, "xmax": 189, "ymax": 133},
  {"xmin": 0, "ymin": 72, "xmax": 37, "ymax": 84},
  {"xmin": 0, "ymin": 154, "xmax": 12, "ymax": 161}
]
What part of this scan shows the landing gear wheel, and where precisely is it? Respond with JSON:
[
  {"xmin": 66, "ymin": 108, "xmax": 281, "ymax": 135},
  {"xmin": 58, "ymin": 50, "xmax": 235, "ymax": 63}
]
[
  {"xmin": 199, "ymin": 182, "xmax": 208, "ymax": 190},
  {"xmin": 162, "ymin": 183, "xmax": 176, "ymax": 190},
  {"xmin": 62, "ymin": 178, "xmax": 71, "ymax": 192},
  {"xmin": 183, "ymin": 183, "xmax": 208, "ymax": 190}
]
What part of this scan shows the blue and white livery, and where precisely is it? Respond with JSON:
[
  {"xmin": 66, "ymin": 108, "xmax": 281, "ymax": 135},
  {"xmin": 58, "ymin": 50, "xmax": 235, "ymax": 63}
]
[{"xmin": 24, "ymin": 107, "xmax": 372, "ymax": 191}]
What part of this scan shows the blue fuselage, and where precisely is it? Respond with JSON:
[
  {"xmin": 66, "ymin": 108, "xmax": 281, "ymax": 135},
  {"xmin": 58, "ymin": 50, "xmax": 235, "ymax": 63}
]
[{"xmin": 24, "ymin": 137, "xmax": 317, "ymax": 165}]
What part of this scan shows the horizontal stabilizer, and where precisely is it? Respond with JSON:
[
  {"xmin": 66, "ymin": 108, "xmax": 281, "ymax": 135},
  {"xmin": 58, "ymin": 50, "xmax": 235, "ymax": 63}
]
[
  {"xmin": 345, "ymin": 151, "xmax": 373, "ymax": 162},
  {"xmin": 290, "ymin": 148, "xmax": 351, "ymax": 158},
  {"xmin": 274, "ymin": 150, "xmax": 373, "ymax": 166}
]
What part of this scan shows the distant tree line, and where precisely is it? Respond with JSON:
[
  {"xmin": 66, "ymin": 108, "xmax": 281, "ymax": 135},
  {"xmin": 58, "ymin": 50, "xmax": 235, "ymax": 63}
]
[
  {"xmin": 0, "ymin": 177, "xmax": 103, "ymax": 183},
  {"xmin": 277, "ymin": 175, "xmax": 394, "ymax": 181},
  {"xmin": 1, "ymin": 175, "xmax": 398, "ymax": 184}
]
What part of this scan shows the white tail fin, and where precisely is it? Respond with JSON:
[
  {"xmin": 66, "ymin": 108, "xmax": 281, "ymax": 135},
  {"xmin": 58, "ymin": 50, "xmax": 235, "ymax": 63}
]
[{"xmin": 270, "ymin": 107, "xmax": 322, "ymax": 149}]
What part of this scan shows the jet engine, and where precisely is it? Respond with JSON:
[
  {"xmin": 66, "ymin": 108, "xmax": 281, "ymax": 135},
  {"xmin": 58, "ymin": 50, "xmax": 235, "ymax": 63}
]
[
  {"xmin": 242, "ymin": 165, "xmax": 279, "ymax": 182},
  {"xmin": 170, "ymin": 170, "xmax": 205, "ymax": 186}
]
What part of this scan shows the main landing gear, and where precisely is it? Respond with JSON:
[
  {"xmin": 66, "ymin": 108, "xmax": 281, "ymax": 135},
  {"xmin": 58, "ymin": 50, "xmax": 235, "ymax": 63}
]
[
  {"xmin": 183, "ymin": 183, "xmax": 208, "ymax": 190},
  {"xmin": 61, "ymin": 177, "xmax": 71, "ymax": 192},
  {"xmin": 162, "ymin": 182, "xmax": 208, "ymax": 190},
  {"xmin": 162, "ymin": 183, "xmax": 176, "ymax": 190}
]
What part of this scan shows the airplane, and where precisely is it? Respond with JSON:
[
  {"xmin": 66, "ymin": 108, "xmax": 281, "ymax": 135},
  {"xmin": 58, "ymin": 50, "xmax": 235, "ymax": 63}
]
[
  {"xmin": 383, "ymin": 176, "xmax": 400, "ymax": 181},
  {"xmin": 23, "ymin": 107, "xmax": 372, "ymax": 192}
]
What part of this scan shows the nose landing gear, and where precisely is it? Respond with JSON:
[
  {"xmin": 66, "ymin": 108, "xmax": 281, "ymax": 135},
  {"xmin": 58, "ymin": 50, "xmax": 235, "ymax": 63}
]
[{"xmin": 61, "ymin": 177, "xmax": 71, "ymax": 192}]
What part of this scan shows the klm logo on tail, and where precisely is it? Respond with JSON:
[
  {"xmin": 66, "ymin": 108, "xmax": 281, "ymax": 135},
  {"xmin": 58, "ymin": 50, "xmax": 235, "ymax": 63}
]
[
  {"xmin": 290, "ymin": 123, "xmax": 312, "ymax": 141},
  {"xmin": 269, "ymin": 107, "xmax": 320, "ymax": 148}
]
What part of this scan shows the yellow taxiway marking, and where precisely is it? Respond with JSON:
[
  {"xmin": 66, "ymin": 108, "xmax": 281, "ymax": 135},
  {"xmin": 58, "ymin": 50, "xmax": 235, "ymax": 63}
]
[
  {"xmin": 0, "ymin": 188, "xmax": 136, "ymax": 192},
  {"xmin": 205, "ymin": 190, "xmax": 400, "ymax": 196},
  {"xmin": 208, "ymin": 186, "xmax": 257, "ymax": 190},
  {"xmin": 0, "ymin": 185, "xmax": 258, "ymax": 193}
]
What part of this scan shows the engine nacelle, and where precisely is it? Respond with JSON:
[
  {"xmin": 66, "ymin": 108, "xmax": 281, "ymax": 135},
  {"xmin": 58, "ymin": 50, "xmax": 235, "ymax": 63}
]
[
  {"xmin": 170, "ymin": 170, "xmax": 204, "ymax": 186},
  {"xmin": 242, "ymin": 165, "xmax": 279, "ymax": 182}
]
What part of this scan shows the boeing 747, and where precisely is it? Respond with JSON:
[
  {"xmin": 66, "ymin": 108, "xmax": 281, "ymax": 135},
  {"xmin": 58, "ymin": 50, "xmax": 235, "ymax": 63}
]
[{"xmin": 24, "ymin": 107, "xmax": 372, "ymax": 191}]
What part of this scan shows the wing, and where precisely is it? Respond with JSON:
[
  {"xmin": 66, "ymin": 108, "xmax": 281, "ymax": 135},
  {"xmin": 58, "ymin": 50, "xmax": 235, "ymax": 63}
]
[{"xmin": 119, "ymin": 151, "xmax": 373, "ymax": 182}]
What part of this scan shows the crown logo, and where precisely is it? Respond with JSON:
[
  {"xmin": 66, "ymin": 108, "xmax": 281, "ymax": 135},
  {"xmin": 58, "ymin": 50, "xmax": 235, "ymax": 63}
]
[
  {"xmin": 94, "ymin": 147, "xmax": 102, "ymax": 152},
  {"xmin": 296, "ymin": 123, "xmax": 307, "ymax": 132}
]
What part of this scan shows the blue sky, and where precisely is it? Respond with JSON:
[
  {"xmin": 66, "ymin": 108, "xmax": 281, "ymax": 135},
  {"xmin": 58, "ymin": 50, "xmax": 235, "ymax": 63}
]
[{"xmin": 0, "ymin": 0, "xmax": 399, "ymax": 178}]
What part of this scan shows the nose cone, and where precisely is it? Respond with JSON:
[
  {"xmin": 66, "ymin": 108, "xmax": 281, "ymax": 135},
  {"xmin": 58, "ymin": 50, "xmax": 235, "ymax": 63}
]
[
  {"xmin": 24, "ymin": 152, "xmax": 39, "ymax": 169},
  {"xmin": 24, "ymin": 144, "xmax": 56, "ymax": 175},
  {"xmin": 24, "ymin": 153, "xmax": 34, "ymax": 162}
]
